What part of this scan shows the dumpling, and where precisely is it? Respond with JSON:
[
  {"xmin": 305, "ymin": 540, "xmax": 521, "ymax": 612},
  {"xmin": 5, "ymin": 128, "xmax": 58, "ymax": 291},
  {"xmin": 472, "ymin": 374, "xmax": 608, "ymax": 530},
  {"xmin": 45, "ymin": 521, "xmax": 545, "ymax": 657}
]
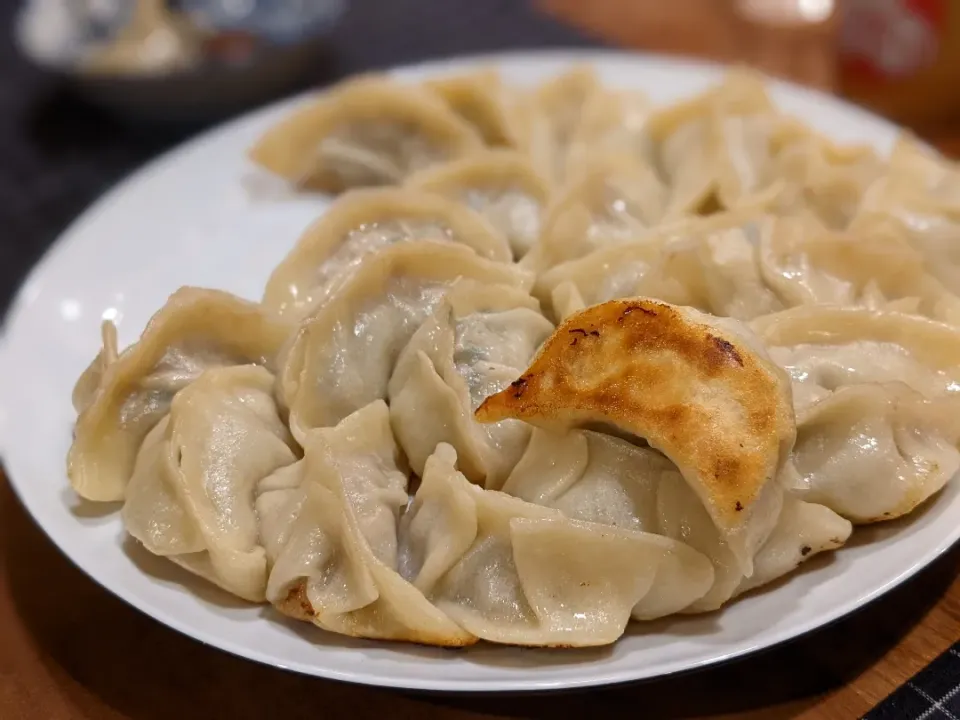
[
  {"xmin": 504, "ymin": 428, "xmax": 850, "ymax": 612},
  {"xmin": 388, "ymin": 280, "xmax": 554, "ymax": 489},
  {"xmin": 536, "ymin": 214, "xmax": 783, "ymax": 322},
  {"xmin": 639, "ymin": 219, "xmax": 786, "ymax": 321},
  {"xmin": 398, "ymin": 443, "xmax": 714, "ymax": 645},
  {"xmin": 524, "ymin": 154, "xmax": 669, "ymax": 271},
  {"xmin": 758, "ymin": 215, "xmax": 960, "ymax": 325},
  {"xmin": 791, "ymin": 383, "xmax": 960, "ymax": 524},
  {"xmin": 534, "ymin": 235, "xmax": 664, "ymax": 321},
  {"xmin": 772, "ymin": 122, "xmax": 882, "ymax": 228},
  {"xmin": 68, "ymin": 288, "xmax": 293, "ymax": 502},
  {"xmin": 262, "ymin": 188, "xmax": 512, "ymax": 319},
  {"xmin": 122, "ymin": 365, "xmax": 297, "ymax": 602},
  {"xmin": 257, "ymin": 401, "xmax": 476, "ymax": 645},
  {"xmin": 424, "ymin": 69, "xmax": 525, "ymax": 148},
  {"xmin": 732, "ymin": 492, "xmax": 851, "ymax": 597},
  {"xmin": 249, "ymin": 75, "xmax": 483, "ymax": 193},
  {"xmin": 538, "ymin": 213, "xmax": 960, "ymax": 325},
  {"xmin": 852, "ymin": 137, "xmax": 960, "ymax": 292},
  {"xmin": 279, "ymin": 241, "xmax": 531, "ymax": 440},
  {"xmin": 523, "ymin": 64, "xmax": 602, "ymax": 183},
  {"xmin": 405, "ymin": 150, "xmax": 550, "ymax": 259},
  {"xmin": 476, "ymin": 298, "xmax": 796, "ymax": 576},
  {"xmin": 751, "ymin": 305, "xmax": 960, "ymax": 409},
  {"xmin": 563, "ymin": 86, "xmax": 653, "ymax": 179},
  {"xmin": 645, "ymin": 68, "xmax": 781, "ymax": 217}
]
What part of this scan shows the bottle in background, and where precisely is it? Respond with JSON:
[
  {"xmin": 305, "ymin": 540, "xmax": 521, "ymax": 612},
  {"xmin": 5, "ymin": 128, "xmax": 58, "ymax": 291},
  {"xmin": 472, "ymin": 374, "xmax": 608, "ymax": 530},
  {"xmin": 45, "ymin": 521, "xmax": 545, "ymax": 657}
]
[
  {"xmin": 538, "ymin": 0, "xmax": 841, "ymax": 90},
  {"xmin": 839, "ymin": 0, "xmax": 960, "ymax": 132}
]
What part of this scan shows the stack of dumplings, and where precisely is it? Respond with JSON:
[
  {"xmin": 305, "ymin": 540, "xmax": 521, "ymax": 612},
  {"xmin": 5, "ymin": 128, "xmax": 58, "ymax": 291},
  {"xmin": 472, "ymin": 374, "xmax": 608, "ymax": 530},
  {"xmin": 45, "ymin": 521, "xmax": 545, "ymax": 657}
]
[{"xmin": 67, "ymin": 65, "xmax": 960, "ymax": 649}]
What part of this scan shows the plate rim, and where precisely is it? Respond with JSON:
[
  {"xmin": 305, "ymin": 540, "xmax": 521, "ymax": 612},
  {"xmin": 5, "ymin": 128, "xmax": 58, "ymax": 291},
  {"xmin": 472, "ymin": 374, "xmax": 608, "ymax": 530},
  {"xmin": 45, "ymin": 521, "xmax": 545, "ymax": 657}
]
[{"xmin": 2, "ymin": 47, "xmax": 957, "ymax": 693}]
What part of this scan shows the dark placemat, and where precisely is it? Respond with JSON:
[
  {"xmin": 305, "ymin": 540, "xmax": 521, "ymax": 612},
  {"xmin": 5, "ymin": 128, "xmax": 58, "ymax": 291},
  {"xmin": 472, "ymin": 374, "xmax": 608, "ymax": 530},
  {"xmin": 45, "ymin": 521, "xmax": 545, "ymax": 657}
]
[
  {"xmin": 0, "ymin": 0, "xmax": 598, "ymax": 318},
  {"xmin": 865, "ymin": 644, "xmax": 960, "ymax": 720}
]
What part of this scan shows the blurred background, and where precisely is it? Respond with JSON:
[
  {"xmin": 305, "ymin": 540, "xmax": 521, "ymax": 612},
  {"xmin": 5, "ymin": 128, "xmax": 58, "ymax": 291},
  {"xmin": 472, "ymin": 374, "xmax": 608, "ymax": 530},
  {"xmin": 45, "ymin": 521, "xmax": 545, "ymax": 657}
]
[{"xmin": 3, "ymin": 0, "xmax": 960, "ymax": 317}]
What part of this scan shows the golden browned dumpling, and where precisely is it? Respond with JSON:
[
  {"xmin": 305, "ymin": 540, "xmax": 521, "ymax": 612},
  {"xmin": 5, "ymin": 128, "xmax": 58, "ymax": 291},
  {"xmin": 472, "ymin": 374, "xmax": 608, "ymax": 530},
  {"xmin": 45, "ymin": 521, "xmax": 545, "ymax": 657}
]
[{"xmin": 476, "ymin": 297, "xmax": 796, "ymax": 575}]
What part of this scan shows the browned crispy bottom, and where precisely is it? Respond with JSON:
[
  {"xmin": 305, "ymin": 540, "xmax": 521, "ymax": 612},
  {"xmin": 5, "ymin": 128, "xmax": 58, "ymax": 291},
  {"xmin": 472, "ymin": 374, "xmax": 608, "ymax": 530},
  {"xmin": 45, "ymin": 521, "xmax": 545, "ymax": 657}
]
[{"xmin": 275, "ymin": 580, "xmax": 477, "ymax": 648}]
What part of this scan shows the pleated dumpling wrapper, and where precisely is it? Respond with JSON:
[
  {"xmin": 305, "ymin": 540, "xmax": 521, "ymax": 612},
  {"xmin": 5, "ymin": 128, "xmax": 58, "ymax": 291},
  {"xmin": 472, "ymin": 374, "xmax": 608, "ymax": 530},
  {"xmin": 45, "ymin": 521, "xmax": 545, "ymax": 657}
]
[
  {"xmin": 257, "ymin": 400, "xmax": 476, "ymax": 646},
  {"xmin": 279, "ymin": 241, "xmax": 531, "ymax": 440},
  {"xmin": 123, "ymin": 365, "xmax": 298, "ymax": 602},
  {"xmin": 751, "ymin": 304, "xmax": 960, "ymax": 410},
  {"xmin": 262, "ymin": 187, "xmax": 512, "ymax": 320},
  {"xmin": 398, "ymin": 443, "xmax": 714, "ymax": 646},
  {"xmin": 644, "ymin": 67, "xmax": 781, "ymax": 218},
  {"xmin": 69, "ymin": 287, "xmax": 293, "ymax": 502},
  {"xmin": 523, "ymin": 64, "xmax": 604, "ymax": 185},
  {"xmin": 476, "ymin": 298, "xmax": 796, "ymax": 577},
  {"xmin": 249, "ymin": 75, "xmax": 483, "ymax": 193},
  {"xmin": 537, "ymin": 213, "xmax": 960, "ymax": 326},
  {"xmin": 853, "ymin": 136, "xmax": 960, "ymax": 293},
  {"xmin": 388, "ymin": 279, "xmax": 554, "ymax": 490},
  {"xmin": 791, "ymin": 382, "xmax": 960, "ymax": 524},
  {"xmin": 423, "ymin": 69, "xmax": 526, "ymax": 148},
  {"xmin": 405, "ymin": 150, "xmax": 550, "ymax": 260},
  {"xmin": 503, "ymin": 427, "xmax": 850, "ymax": 612}
]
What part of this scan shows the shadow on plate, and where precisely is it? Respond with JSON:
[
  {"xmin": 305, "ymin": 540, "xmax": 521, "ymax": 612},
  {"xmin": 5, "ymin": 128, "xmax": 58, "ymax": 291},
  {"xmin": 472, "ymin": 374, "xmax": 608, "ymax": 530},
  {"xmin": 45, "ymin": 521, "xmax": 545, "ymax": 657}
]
[
  {"xmin": 64, "ymin": 485, "xmax": 124, "ymax": 520},
  {"xmin": 264, "ymin": 599, "xmax": 616, "ymax": 670},
  {"xmin": 843, "ymin": 487, "xmax": 949, "ymax": 549},
  {"xmin": 121, "ymin": 534, "xmax": 253, "ymax": 611}
]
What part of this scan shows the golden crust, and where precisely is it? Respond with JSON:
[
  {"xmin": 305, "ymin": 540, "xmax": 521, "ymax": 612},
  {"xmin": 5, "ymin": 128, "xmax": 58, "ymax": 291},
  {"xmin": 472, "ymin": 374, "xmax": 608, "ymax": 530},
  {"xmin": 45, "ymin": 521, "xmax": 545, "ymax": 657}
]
[
  {"xmin": 475, "ymin": 298, "xmax": 794, "ymax": 531},
  {"xmin": 275, "ymin": 581, "xmax": 317, "ymax": 622}
]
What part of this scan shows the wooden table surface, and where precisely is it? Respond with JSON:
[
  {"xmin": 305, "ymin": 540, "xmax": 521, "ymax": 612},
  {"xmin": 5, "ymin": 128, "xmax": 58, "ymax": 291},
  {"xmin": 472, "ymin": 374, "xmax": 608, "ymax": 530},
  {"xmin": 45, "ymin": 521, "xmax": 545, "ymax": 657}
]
[{"xmin": 1, "ymin": 464, "xmax": 959, "ymax": 720}]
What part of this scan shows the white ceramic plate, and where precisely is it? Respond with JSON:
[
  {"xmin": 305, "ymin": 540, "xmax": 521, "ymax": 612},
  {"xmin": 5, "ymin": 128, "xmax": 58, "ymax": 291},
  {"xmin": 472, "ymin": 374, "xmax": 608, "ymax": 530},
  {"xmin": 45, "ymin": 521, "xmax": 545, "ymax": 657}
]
[{"xmin": 1, "ymin": 50, "xmax": 957, "ymax": 693}]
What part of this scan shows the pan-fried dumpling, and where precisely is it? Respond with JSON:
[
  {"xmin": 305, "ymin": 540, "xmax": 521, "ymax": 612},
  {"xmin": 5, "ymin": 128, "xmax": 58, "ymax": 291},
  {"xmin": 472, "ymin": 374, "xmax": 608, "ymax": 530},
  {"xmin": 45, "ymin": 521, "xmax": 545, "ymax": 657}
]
[
  {"xmin": 405, "ymin": 151, "xmax": 550, "ymax": 259},
  {"xmin": 424, "ymin": 69, "xmax": 525, "ymax": 148},
  {"xmin": 280, "ymin": 242, "xmax": 531, "ymax": 440},
  {"xmin": 791, "ymin": 383, "xmax": 960, "ymax": 524},
  {"xmin": 477, "ymin": 298, "xmax": 796, "ymax": 576},
  {"xmin": 524, "ymin": 64, "xmax": 602, "ymax": 183},
  {"xmin": 249, "ymin": 75, "xmax": 483, "ymax": 193},
  {"xmin": 262, "ymin": 188, "xmax": 512, "ymax": 319},
  {"xmin": 853, "ymin": 137, "xmax": 960, "ymax": 292},
  {"xmin": 751, "ymin": 305, "xmax": 960, "ymax": 409},
  {"xmin": 525, "ymin": 154, "xmax": 669, "ymax": 271},
  {"xmin": 257, "ymin": 401, "xmax": 476, "ymax": 645},
  {"xmin": 68, "ymin": 288, "xmax": 293, "ymax": 502},
  {"xmin": 388, "ymin": 281, "xmax": 553, "ymax": 489},
  {"xmin": 122, "ymin": 366, "xmax": 297, "ymax": 602},
  {"xmin": 503, "ymin": 428, "xmax": 850, "ymax": 612},
  {"xmin": 398, "ymin": 443, "xmax": 713, "ymax": 645}
]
